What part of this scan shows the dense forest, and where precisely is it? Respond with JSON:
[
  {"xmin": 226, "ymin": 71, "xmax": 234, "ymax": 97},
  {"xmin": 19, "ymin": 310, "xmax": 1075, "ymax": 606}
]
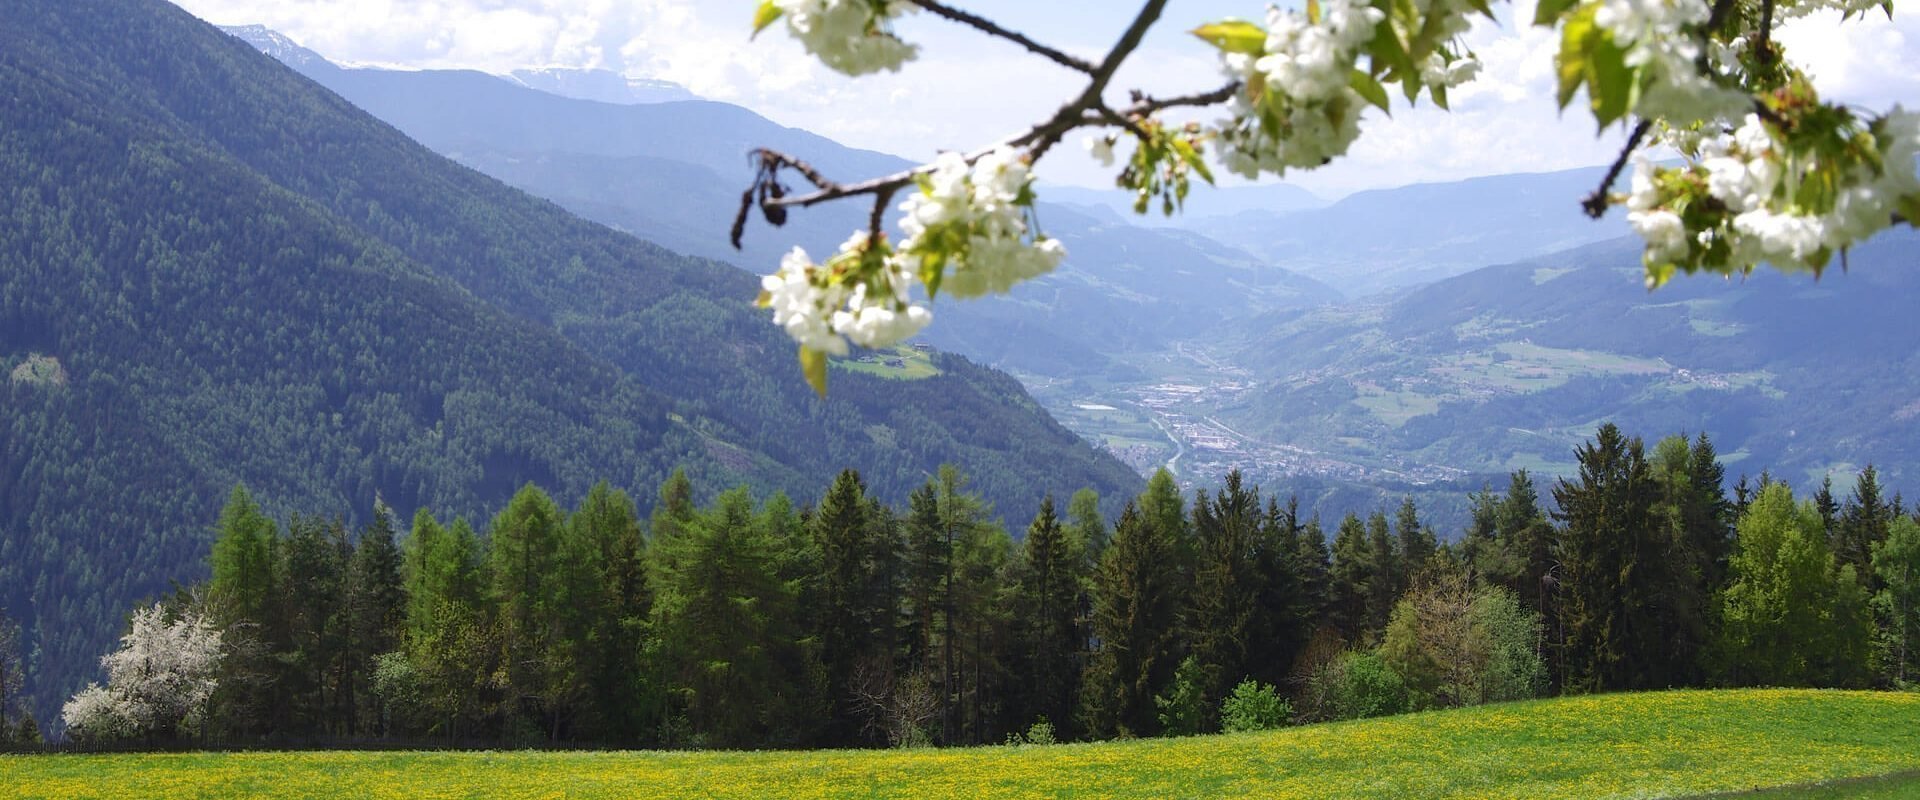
[
  {"xmin": 0, "ymin": 0, "xmax": 1138, "ymax": 729},
  {"xmin": 14, "ymin": 423, "xmax": 1916, "ymax": 748}
]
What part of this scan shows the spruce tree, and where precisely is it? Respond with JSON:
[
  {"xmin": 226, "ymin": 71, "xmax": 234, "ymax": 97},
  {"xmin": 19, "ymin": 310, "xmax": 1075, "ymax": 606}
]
[
  {"xmin": 1552, "ymin": 424, "xmax": 1667, "ymax": 692},
  {"xmin": 348, "ymin": 502, "xmax": 405, "ymax": 736},
  {"xmin": 1013, "ymin": 496, "xmax": 1082, "ymax": 739},
  {"xmin": 1080, "ymin": 502, "xmax": 1181, "ymax": 738},
  {"xmin": 1327, "ymin": 513, "xmax": 1372, "ymax": 641}
]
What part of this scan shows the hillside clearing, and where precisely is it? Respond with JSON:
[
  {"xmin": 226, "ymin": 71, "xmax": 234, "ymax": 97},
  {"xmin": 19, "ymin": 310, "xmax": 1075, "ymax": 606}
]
[{"xmin": 5, "ymin": 689, "xmax": 1918, "ymax": 799}]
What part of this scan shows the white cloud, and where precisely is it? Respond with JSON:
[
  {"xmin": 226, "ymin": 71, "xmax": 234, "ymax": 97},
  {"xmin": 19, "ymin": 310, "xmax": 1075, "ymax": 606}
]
[{"xmin": 171, "ymin": 0, "xmax": 1920, "ymax": 197}]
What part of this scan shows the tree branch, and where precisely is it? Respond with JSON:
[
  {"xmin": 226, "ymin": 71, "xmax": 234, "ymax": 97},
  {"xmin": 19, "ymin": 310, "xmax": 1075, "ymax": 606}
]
[
  {"xmin": 737, "ymin": 0, "xmax": 1218, "ymax": 245},
  {"xmin": 1126, "ymin": 83, "xmax": 1242, "ymax": 117},
  {"xmin": 1583, "ymin": 119, "xmax": 1652, "ymax": 219},
  {"xmin": 904, "ymin": 0, "xmax": 1097, "ymax": 74}
]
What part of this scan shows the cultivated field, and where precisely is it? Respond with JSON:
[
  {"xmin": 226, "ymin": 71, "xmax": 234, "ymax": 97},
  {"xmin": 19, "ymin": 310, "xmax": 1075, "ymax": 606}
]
[{"xmin": 5, "ymin": 689, "xmax": 1918, "ymax": 799}]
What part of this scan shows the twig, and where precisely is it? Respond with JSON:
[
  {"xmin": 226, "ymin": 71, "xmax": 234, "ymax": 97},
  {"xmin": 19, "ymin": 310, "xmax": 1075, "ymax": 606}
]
[
  {"xmin": 1582, "ymin": 119, "xmax": 1652, "ymax": 219},
  {"xmin": 1126, "ymin": 83, "xmax": 1242, "ymax": 116},
  {"xmin": 904, "ymin": 0, "xmax": 1097, "ymax": 74}
]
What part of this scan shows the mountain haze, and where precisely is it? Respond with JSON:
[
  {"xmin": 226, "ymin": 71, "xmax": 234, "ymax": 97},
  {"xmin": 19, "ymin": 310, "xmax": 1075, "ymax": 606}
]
[{"xmin": 218, "ymin": 32, "xmax": 1342, "ymax": 376}]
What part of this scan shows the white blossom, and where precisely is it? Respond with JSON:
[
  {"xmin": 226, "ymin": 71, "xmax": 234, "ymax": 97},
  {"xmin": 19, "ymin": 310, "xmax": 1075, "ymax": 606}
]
[
  {"xmin": 894, "ymin": 146, "xmax": 1064, "ymax": 300},
  {"xmin": 774, "ymin": 0, "xmax": 919, "ymax": 76},
  {"xmin": 1085, "ymin": 135, "xmax": 1117, "ymax": 168},
  {"xmin": 762, "ymin": 246, "xmax": 851, "ymax": 356},
  {"xmin": 61, "ymin": 603, "xmax": 222, "ymax": 742}
]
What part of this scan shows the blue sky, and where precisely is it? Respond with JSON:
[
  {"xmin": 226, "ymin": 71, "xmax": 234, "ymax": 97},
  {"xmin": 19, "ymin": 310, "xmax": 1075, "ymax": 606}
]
[{"xmin": 171, "ymin": 0, "xmax": 1919, "ymax": 197}]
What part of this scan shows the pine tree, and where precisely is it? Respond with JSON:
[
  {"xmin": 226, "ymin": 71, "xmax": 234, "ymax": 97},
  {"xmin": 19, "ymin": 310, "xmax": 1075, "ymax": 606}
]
[
  {"xmin": 567, "ymin": 482, "xmax": 652, "ymax": 742},
  {"xmin": 401, "ymin": 510, "xmax": 487, "ymax": 740},
  {"xmin": 809, "ymin": 469, "xmax": 900, "ymax": 745},
  {"xmin": 1292, "ymin": 509, "xmax": 1333, "ymax": 621},
  {"xmin": 1013, "ymin": 496, "xmax": 1083, "ymax": 739},
  {"xmin": 1067, "ymin": 488, "xmax": 1110, "ymax": 575},
  {"xmin": 1184, "ymin": 472, "xmax": 1264, "ymax": 730},
  {"xmin": 1394, "ymin": 497, "xmax": 1437, "ymax": 581},
  {"xmin": 1327, "ymin": 513, "xmax": 1372, "ymax": 641},
  {"xmin": 1553, "ymin": 424, "xmax": 1667, "ymax": 692},
  {"xmin": 651, "ymin": 488, "xmax": 804, "ymax": 747},
  {"xmin": 1080, "ymin": 502, "xmax": 1182, "ymax": 739},
  {"xmin": 1839, "ymin": 466, "xmax": 1892, "ymax": 587},
  {"xmin": 1365, "ymin": 511, "xmax": 1400, "ymax": 634},
  {"xmin": 348, "ymin": 502, "xmax": 405, "ymax": 736},
  {"xmin": 279, "ymin": 513, "xmax": 348, "ymax": 736}
]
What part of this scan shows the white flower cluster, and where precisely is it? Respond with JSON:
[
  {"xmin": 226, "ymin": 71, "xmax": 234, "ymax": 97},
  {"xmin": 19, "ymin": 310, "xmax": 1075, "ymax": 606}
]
[
  {"xmin": 762, "ymin": 232, "xmax": 932, "ymax": 356},
  {"xmin": 62, "ymin": 603, "xmax": 223, "ymax": 741},
  {"xmin": 1590, "ymin": 0, "xmax": 1748, "ymax": 123},
  {"xmin": 775, "ymin": 0, "xmax": 919, "ymax": 76},
  {"xmin": 1628, "ymin": 111, "xmax": 1920, "ymax": 275},
  {"xmin": 759, "ymin": 147, "xmax": 1068, "ymax": 357},
  {"xmin": 1211, "ymin": 0, "xmax": 1385, "ymax": 178},
  {"xmin": 895, "ymin": 147, "xmax": 1066, "ymax": 299}
]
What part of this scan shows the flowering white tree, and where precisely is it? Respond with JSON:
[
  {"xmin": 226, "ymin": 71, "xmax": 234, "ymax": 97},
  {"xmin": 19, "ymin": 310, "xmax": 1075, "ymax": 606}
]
[
  {"xmin": 736, "ymin": 0, "xmax": 1918, "ymax": 394},
  {"xmin": 61, "ymin": 603, "xmax": 223, "ymax": 743}
]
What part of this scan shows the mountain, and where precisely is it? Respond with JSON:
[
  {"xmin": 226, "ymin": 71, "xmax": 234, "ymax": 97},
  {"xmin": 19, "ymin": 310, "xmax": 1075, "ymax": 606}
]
[
  {"xmin": 220, "ymin": 31, "xmax": 1341, "ymax": 376},
  {"xmin": 503, "ymin": 67, "xmax": 695, "ymax": 105},
  {"xmin": 1039, "ymin": 181, "xmax": 1325, "ymax": 224},
  {"xmin": 1215, "ymin": 229, "xmax": 1920, "ymax": 494},
  {"xmin": 1192, "ymin": 167, "xmax": 1631, "ymax": 298},
  {"xmin": 1, "ymin": 0, "xmax": 1140, "ymax": 728}
]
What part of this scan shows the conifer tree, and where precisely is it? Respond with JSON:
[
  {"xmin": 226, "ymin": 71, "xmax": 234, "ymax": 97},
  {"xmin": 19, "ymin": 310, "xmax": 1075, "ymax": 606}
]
[
  {"xmin": 1839, "ymin": 466, "xmax": 1892, "ymax": 587},
  {"xmin": 1365, "ymin": 511, "xmax": 1400, "ymax": 634},
  {"xmin": 207, "ymin": 484, "xmax": 281, "ymax": 736},
  {"xmin": 348, "ymin": 502, "xmax": 405, "ymax": 736},
  {"xmin": 1080, "ymin": 502, "xmax": 1181, "ymax": 739},
  {"xmin": 1327, "ymin": 513, "xmax": 1372, "ymax": 641},
  {"xmin": 1393, "ymin": 497, "xmax": 1437, "ymax": 581},
  {"xmin": 567, "ymin": 482, "xmax": 651, "ymax": 741},
  {"xmin": 1553, "ymin": 423, "xmax": 1665, "ymax": 692},
  {"xmin": 1013, "ymin": 495, "xmax": 1082, "ymax": 739},
  {"xmin": 486, "ymin": 483, "xmax": 568, "ymax": 737},
  {"xmin": 651, "ymin": 488, "xmax": 803, "ymax": 747},
  {"xmin": 279, "ymin": 513, "xmax": 348, "ymax": 735}
]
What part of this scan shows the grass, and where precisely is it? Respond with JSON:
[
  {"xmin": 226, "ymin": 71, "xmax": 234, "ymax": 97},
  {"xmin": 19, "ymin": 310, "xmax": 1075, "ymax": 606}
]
[
  {"xmin": 5, "ymin": 690, "xmax": 1919, "ymax": 799},
  {"xmin": 835, "ymin": 346, "xmax": 940, "ymax": 380}
]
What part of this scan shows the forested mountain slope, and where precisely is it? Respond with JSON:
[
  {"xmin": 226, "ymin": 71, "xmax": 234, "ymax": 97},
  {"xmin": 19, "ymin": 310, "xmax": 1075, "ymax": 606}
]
[
  {"xmin": 0, "ymin": 0, "xmax": 1137, "ymax": 727},
  {"xmin": 220, "ymin": 29, "xmax": 1341, "ymax": 376},
  {"xmin": 1222, "ymin": 230, "xmax": 1920, "ymax": 490}
]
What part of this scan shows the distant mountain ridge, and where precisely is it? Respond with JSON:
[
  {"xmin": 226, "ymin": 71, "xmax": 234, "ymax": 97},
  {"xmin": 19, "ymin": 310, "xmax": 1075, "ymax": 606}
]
[
  {"xmin": 504, "ymin": 67, "xmax": 694, "ymax": 105},
  {"xmin": 220, "ymin": 26, "xmax": 1343, "ymax": 377},
  {"xmin": 1193, "ymin": 166, "xmax": 1631, "ymax": 298}
]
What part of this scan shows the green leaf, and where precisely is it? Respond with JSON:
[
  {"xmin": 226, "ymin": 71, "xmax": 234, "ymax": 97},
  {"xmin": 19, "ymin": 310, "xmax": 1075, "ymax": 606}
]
[
  {"xmin": 1534, "ymin": 0, "xmax": 1580, "ymax": 27},
  {"xmin": 752, "ymin": 1, "xmax": 785, "ymax": 37},
  {"xmin": 1307, "ymin": 0, "xmax": 1322, "ymax": 24},
  {"xmin": 799, "ymin": 346, "xmax": 828, "ymax": 398},
  {"xmin": 1171, "ymin": 138, "xmax": 1216, "ymax": 185},
  {"xmin": 1898, "ymin": 193, "xmax": 1920, "ymax": 227},
  {"xmin": 754, "ymin": 289, "xmax": 772, "ymax": 307},
  {"xmin": 1431, "ymin": 83, "xmax": 1450, "ymax": 111},
  {"xmin": 1584, "ymin": 34, "xmax": 1634, "ymax": 128},
  {"xmin": 1350, "ymin": 69, "xmax": 1391, "ymax": 113},
  {"xmin": 1190, "ymin": 20, "xmax": 1269, "ymax": 55},
  {"xmin": 1556, "ymin": 6, "xmax": 1598, "ymax": 109}
]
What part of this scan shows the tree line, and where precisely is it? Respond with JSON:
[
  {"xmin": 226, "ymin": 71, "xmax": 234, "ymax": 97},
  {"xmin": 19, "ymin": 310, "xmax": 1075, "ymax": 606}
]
[{"xmin": 31, "ymin": 423, "xmax": 1920, "ymax": 749}]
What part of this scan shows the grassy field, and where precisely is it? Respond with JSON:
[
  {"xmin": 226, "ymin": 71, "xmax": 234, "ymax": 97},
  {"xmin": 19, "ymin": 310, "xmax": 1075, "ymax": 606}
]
[
  {"xmin": 836, "ymin": 346, "xmax": 940, "ymax": 380},
  {"xmin": 5, "ymin": 689, "xmax": 1917, "ymax": 799}
]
